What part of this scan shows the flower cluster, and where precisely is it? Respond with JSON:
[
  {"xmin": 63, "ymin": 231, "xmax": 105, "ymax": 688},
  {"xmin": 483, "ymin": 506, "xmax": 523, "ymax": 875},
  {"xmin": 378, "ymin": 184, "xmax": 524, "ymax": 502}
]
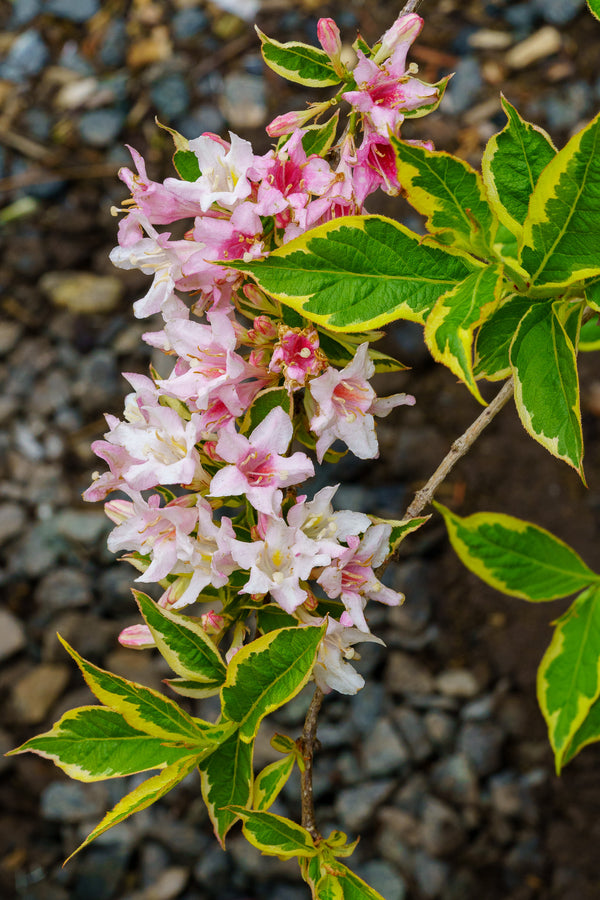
[{"xmin": 86, "ymin": 11, "xmax": 440, "ymax": 694}]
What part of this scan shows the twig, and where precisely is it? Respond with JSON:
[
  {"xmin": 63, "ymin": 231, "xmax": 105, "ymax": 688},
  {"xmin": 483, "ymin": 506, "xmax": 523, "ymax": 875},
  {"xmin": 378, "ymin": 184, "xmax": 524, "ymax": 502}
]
[
  {"xmin": 0, "ymin": 163, "xmax": 120, "ymax": 195},
  {"xmin": 400, "ymin": 0, "xmax": 424, "ymax": 15},
  {"xmin": 299, "ymin": 686, "xmax": 324, "ymax": 843},
  {"xmin": 404, "ymin": 378, "xmax": 515, "ymax": 520}
]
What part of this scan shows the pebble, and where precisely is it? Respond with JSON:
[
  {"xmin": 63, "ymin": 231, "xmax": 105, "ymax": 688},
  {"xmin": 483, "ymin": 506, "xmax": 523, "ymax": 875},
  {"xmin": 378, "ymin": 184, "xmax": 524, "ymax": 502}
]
[
  {"xmin": 35, "ymin": 567, "xmax": 93, "ymax": 610},
  {"xmin": 10, "ymin": 521, "xmax": 68, "ymax": 577},
  {"xmin": 45, "ymin": 0, "xmax": 100, "ymax": 23},
  {"xmin": 78, "ymin": 109, "xmax": 128, "ymax": 148},
  {"xmin": 99, "ymin": 18, "xmax": 128, "ymax": 68},
  {"xmin": 352, "ymin": 860, "xmax": 407, "ymax": 900},
  {"xmin": 386, "ymin": 650, "xmax": 436, "ymax": 695},
  {"xmin": 457, "ymin": 721, "xmax": 504, "ymax": 777},
  {"xmin": 429, "ymin": 754, "xmax": 479, "ymax": 806},
  {"xmin": 128, "ymin": 866, "xmax": 190, "ymax": 900},
  {"xmin": 489, "ymin": 771, "xmax": 524, "ymax": 817},
  {"xmin": 53, "ymin": 509, "xmax": 110, "ymax": 544},
  {"xmin": 385, "ymin": 560, "xmax": 432, "ymax": 635},
  {"xmin": 40, "ymin": 272, "xmax": 123, "ymax": 314},
  {"xmin": 542, "ymin": 81, "xmax": 593, "ymax": 131},
  {"xmin": 41, "ymin": 780, "xmax": 108, "ymax": 824},
  {"xmin": 436, "ymin": 669, "xmax": 480, "ymax": 699},
  {"xmin": 175, "ymin": 105, "xmax": 226, "ymax": 140},
  {"xmin": 172, "ymin": 8, "xmax": 209, "ymax": 40},
  {"xmin": 444, "ymin": 57, "xmax": 482, "ymax": 114},
  {"xmin": 413, "ymin": 850, "xmax": 450, "ymax": 899},
  {"xmin": 392, "ymin": 707, "xmax": 432, "ymax": 762},
  {"xmin": 9, "ymin": 0, "xmax": 43, "ymax": 28},
  {"xmin": 11, "ymin": 662, "xmax": 71, "ymax": 724},
  {"xmin": 362, "ymin": 717, "xmax": 410, "ymax": 777},
  {"xmin": 0, "ymin": 30, "xmax": 49, "ymax": 81},
  {"xmin": 505, "ymin": 26, "xmax": 562, "ymax": 69},
  {"xmin": 0, "ymin": 320, "xmax": 23, "ymax": 356},
  {"xmin": 420, "ymin": 795, "xmax": 465, "ymax": 857},
  {"xmin": 71, "ymin": 845, "xmax": 132, "ymax": 900},
  {"xmin": 335, "ymin": 780, "xmax": 397, "ymax": 832},
  {"xmin": 220, "ymin": 72, "xmax": 266, "ymax": 128},
  {"xmin": 532, "ymin": 0, "xmax": 586, "ymax": 24},
  {"xmin": 349, "ymin": 680, "xmax": 385, "ymax": 735},
  {"xmin": 151, "ymin": 73, "xmax": 191, "ymax": 121},
  {"xmin": 0, "ymin": 609, "xmax": 27, "ymax": 662},
  {"xmin": 0, "ymin": 502, "xmax": 26, "ymax": 546}
]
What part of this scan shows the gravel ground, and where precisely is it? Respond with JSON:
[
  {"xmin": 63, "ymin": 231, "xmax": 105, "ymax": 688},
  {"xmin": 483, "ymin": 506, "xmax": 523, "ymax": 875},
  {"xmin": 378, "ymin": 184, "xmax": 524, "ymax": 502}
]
[{"xmin": 2, "ymin": 1, "xmax": 600, "ymax": 899}]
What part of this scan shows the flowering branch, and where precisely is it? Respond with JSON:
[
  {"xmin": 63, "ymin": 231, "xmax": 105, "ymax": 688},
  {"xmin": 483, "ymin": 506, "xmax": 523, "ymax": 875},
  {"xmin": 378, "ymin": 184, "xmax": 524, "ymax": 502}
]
[{"xmin": 299, "ymin": 686, "xmax": 325, "ymax": 842}]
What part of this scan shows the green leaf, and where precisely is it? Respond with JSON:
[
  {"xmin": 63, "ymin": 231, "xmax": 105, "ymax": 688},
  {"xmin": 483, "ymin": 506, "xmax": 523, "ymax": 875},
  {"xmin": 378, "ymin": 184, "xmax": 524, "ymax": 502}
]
[
  {"xmin": 520, "ymin": 111, "xmax": 600, "ymax": 289},
  {"xmin": 473, "ymin": 293, "xmax": 534, "ymax": 381},
  {"xmin": 9, "ymin": 706, "xmax": 193, "ymax": 781},
  {"xmin": 256, "ymin": 28, "xmax": 341, "ymax": 87},
  {"xmin": 510, "ymin": 301, "xmax": 584, "ymax": 477},
  {"xmin": 198, "ymin": 729, "xmax": 253, "ymax": 846},
  {"xmin": 537, "ymin": 586, "xmax": 600, "ymax": 772},
  {"xmin": 256, "ymin": 604, "xmax": 298, "ymax": 634},
  {"xmin": 314, "ymin": 874, "xmax": 344, "ymax": 900},
  {"xmin": 313, "ymin": 861, "xmax": 387, "ymax": 900},
  {"xmin": 59, "ymin": 636, "xmax": 208, "ymax": 742},
  {"xmin": 221, "ymin": 625, "xmax": 326, "ymax": 742},
  {"xmin": 227, "ymin": 808, "xmax": 318, "ymax": 859},
  {"xmin": 239, "ymin": 387, "xmax": 292, "ymax": 435},
  {"xmin": 317, "ymin": 331, "xmax": 407, "ymax": 373},
  {"xmin": 481, "ymin": 96, "xmax": 557, "ymax": 240},
  {"xmin": 579, "ymin": 316, "xmax": 600, "ymax": 351},
  {"xmin": 164, "ymin": 677, "xmax": 224, "ymax": 699},
  {"xmin": 424, "ymin": 264, "xmax": 503, "ymax": 402},
  {"xmin": 253, "ymin": 754, "xmax": 296, "ymax": 811},
  {"xmin": 564, "ymin": 691, "xmax": 600, "ymax": 765},
  {"xmin": 135, "ymin": 591, "xmax": 226, "ymax": 685},
  {"xmin": 301, "ymin": 113, "xmax": 340, "ymax": 157},
  {"xmin": 587, "ymin": 0, "xmax": 600, "ymax": 20},
  {"xmin": 435, "ymin": 502, "xmax": 600, "ymax": 601},
  {"xmin": 585, "ymin": 277, "xmax": 600, "ymax": 312},
  {"xmin": 66, "ymin": 757, "xmax": 196, "ymax": 861},
  {"xmin": 173, "ymin": 149, "xmax": 201, "ymax": 182},
  {"xmin": 230, "ymin": 216, "xmax": 476, "ymax": 332},
  {"xmin": 368, "ymin": 515, "xmax": 430, "ymax": 554},
  {"xmin": 402, "ymin": 74, "xmax": 452, "ymax": 120},
  {"xmin": 391, "ymin": 135, "xmax": 497, "ymax": 257}
]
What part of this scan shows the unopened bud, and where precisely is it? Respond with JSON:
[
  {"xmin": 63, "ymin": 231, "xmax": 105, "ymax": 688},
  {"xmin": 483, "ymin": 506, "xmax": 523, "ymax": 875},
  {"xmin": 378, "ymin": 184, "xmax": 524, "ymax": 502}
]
[
  {"xmin": 372, "ymin": 13, "xmax": 423, "ymax": 65},
  {"xmin": 317, "ymin": 18, "xmax": 345, "ymax": 77}
]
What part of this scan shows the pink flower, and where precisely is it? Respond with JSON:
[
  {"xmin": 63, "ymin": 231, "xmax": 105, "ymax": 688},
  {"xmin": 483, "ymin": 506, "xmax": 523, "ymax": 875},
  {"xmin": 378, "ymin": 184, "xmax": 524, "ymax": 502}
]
[
  {"xmin": 268, "ymin": 326, "xmax": 326, "ymax": 390},
  {"xmin": 372, "ymin": 13, "xmax": 423, "ymax": 66},
  {"xmin": 287, "ymin": 484, "xmax": 371, "ymax": 554},
  {"xmin": 317, "ymin": 18, "xmax": 344, "ymax": 76},
  {"xmin": 119, "ymin": 146, "xmax": 202, "ymax": 224},
  {"xmin": 318, "ymin": 524, "xmax": 403, "ymax": 631},
  {"xmin": 306, "ymin": 343, "xmax": 415, "ymax": 462},
  {"xmin": 209, "ymin": 406, "xmax": 314, "ymax": 515}
]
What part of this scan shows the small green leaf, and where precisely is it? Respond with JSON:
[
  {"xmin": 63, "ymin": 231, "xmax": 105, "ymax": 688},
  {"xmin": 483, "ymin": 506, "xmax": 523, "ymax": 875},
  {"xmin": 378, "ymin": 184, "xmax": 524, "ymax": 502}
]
[
  {"xmin": 230, "ymin": 215, "xmax": 476, "ymax": 332},
  {"xmin": 510, "ymin": 301, "xmax": 584, "ymax": 477},
  {"xmin": 239, "ymin": 387, "xmax": 292, "ymax": 435},
  {"xmin": 314, "ymin": 860, "xmax": 387, "ymax": 900},
  {"xmin": 579, "ymin": 316, "xmax": 600, "ymax": 351},
  {"xmin": 66, "ymin": 757, "xmax": 196, "ymax": 861},
  {"xmin": 198, "ymin": 729, "xmax": 253, "ymax": 846},
  {"xmin": 424, "ymin": 264, "xmax": 503, "ymax": 401},
  {"xmin": 221, "ymin": 625, "xmax": 326, "ymax": 742},
  {"xmin": 587, "ymin": 0, "xmax": 600, "ymax": 21},
  {"xmin": 256, "ymin": 604, "xmax": 298, "ymax": 634},
  {"xmin": 391, "ymin": 135, "xmax": 497, "ymax": 257},
  {"xmin": 368, "ymin": 515, "xmax": 430, "ymax": 554},
  {"xmin": 473, "ymin": 294, "xmax": 534, "ymax": 381},
  {"xmin": 256, "ymin": 28, "xmax": 341, "ymax": 87},
  {"xmin": 9, "ymin": 706, "xmax": 192, "ymax": 781},
  {"xmin": 481, "ymin": 96, "xmax": 556, "ymax": 240},
  {"xmin": 585, "ymin": 277, "xmax": 600, "ymax": 311},
  {"xmin": 402, "ymin": 74, "xmax": 451, "ymax": 120},
  {"xmin": 537, "ymin": 586, "xmax": 600, "ymax": 772},
  {"xmin": 135, "ymin": 591, "xmax": 226, "ymax": 685},
  {"xmin": 227, "ymin": 808, "xmax": 318, "ymax": 859},
  {"xmin": 164, "ymin": 678, "xmax": 223, "ymax": 699},
  {"xmin": 520, "ymin": 111, "xmax": 600, "ymax": 289},
  {"xmin": 59, "ymin": 636, "xmax": 208, "ymax": 742},
  {"xmin": 173, "ymin": 149, "xmax": 201, "ymax": 182},
  {"xmin": 253, "ymin": 754, "xmax": 296, "ymax": 811},
  {"xmin": 301, "ymin": 113, "xmax": 340, "ymax": 157},
  {"xmin": 564, "ymin": 692, "xmax": 600, "ymax": 765},
  {"xmin": 435, "ymin": 503, "xmax": 599, "ymax": 601}
]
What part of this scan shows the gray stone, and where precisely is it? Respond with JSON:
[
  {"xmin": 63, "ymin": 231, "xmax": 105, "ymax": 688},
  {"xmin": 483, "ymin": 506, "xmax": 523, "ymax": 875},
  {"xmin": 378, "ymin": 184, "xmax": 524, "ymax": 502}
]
[
  {"xmin": 220, "ymin": 73, "xmax": 266, "ymax": 128},
  {"xmin": 41, "ymin": 780, "xmax": 108, "ymax": 823},
  {"xmin": 40, "ymin": 271, "xmax": 123, "ymax": 314},
  {"xmin": 54, "ymin": 509, "xmax": 110, "ymax": 544},
  {"xmin": 424, "ymin": 710, "xmax": 457, "ymax": 749},
  {"xmin": 385, "ymin": 560, "xmax": 432, "ymax": 635},
  {"xmin": 99, "ymin": 18, "xmax": 128, "ymax": 68},
  {"xmin": 413, "ymin": 851, "xmax": 450, "ymax": 899},
  {"xmin": 151, "ymin": 73, "xmax": 190, "ymax": 120},
  {"xmin": 543, "ymin": 81, "xmax": 593, "ymax": 132},
  {"xmin": 533, "ymin": 0, "xmax": 585, "ymax": 24},
  {"xmin": 10, "ymin": 0, "xmax": 43, "ymax": 27},
  {"xmin": 430, "ymin": 754, "xmax": 479, "ymax": 805},
  {"xmin": 0, "ymin": 320, "xmax": 23, "ymax": 356},
  {"xmin": 173, "ymin": 8, "xmax": 209, "ymax": 39},
  {"xmin": 0, "ymin": 30, "xmax": 49, "ymax": 81},
  {"xmin": 0, "ymin": 502, "xmax": 26, "ymax": 546},
  {"xmin": 457, "ymin": 721, "xmax": 504, "ymax": 777},
  {"xmin": 78, "ymin": 109, "xmax": 127, "ymax": 147},
  {"xmin": 71, "ymin": 846, "xmax": 131, "ymax": 900},
  {"xmin": 444, "ymin": 57, "xmax": 482, "ymax": 114},
  {"xmin": 489, "ymin": 771, "xmax": 523, "ymax": 817},
  {"xmin": 420, "ymin": 796, "xmax": 465, "ymax": 857},
  {"xmin": 335, "ymin": 780, "xmax": 396, "ymax": 832},
  {"xmin": 177, "ymin": 105, "xmax": 226, "ymax": 141},
  {"xmin": 45, "ymin": 0, "xmax": 100, "ymax": 23},
  {"xmin": 10, "ymin": 521, "xmax": 68, "ymax": 577},
  {"xmin": 363, "ymin": 717, "xmax": 410, "ymax": 777},
  {"xmin": 74, "ymin": 349, "xmax": 122, "ymax": 413},
  {"xmin": 350, "ymin": 680, "xmax": 384, "ymax": 734},
  {"xmin": 393, "ymin": 707, "xmax": 432, "ymax": 762},
  {"xmin": 35, "ymin": 567, "xmax": 93, "ymax": 610},
  {"xmin": 11, "ymin": 662, "xmax": 70, "ymax": 723},
  {"xmin": 386, "ymin": 650, "xmax": 436, "ymax": 695},
  {"xmin": 436, "ymin": 669, "xmax": 480, "ymax": 699},
  {"xmin": 352, "ymin": 860, "xmax": 408, "ymax": 900},
  {"xmin": 0, "ymin": 609, "xmax": 27, "ymax": 662}
]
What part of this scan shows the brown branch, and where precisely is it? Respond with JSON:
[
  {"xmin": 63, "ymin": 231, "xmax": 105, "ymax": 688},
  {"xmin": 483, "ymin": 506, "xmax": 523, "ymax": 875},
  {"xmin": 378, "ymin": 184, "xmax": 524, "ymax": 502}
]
[
  {"xmin": 298, "ymin": 686, "xmax": 324, "ymax": 843},
  {"xmin": 400, "ymin": 0, "xmax": 424, "ymax": 14},
  {"xmin": 404, "ymin": 377, "xmax": 515, "ymax": 520}
]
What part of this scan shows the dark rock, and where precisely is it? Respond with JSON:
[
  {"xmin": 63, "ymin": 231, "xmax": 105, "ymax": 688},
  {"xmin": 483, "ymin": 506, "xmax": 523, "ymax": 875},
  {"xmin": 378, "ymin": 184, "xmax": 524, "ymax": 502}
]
[
  {"xmin": 57, "ymin": 40, "xmax": 95, "ymax": 75},
  {"xmin": 41, "ymin": 781, "xmax": 108, "ymax": 824},
  {"xmin": 45, "ymin": 0, "xmax": 100, "ymax": 23},
  {"xmin": 352, "ymin": 860, "xmax": 408, "ymax": 900},
  {"xmin": 78, "ymin": 109, "xmax": 127, "ymax": 148},
  {"xmin": 457, "ymin": 721, "xmax": 504, "ymax": 777},
  {"xmin": 0, "ymin": 609, "xmax": 27, "ymax": 662},
  {"xmin": 362, "ymin": 717, "xmax": 411, "ymax": 777},
  {"xmin": 11, "ymin": 663, "xmax": 71, "ymax": 723},
  {"xmin": 220, "ymin": 72, "xmax": 266, "ymax": 128},
  {"xmin": 420, "ymin": 795, "xmax": 465, "ymax": 857},
  {"xmin": 386, "ymin": 650, "xmax": 436, "ymax": 695},
  {"xmin": 99, "ymin": 19, "xmax": 128, "ymax": 68},
  {"xmin": 425, "ymin": 710, "xmax": 457, "ymax": 749},
  {"xmin": 349, "ymin": 680, "xmax": 385, "ymax": 734},
  {"xmin": 393, "ymin": 707, "xmax": 432, "ymax": 762},
  {"xmin": 173, "ymin": 8, "xmax": 209, "ymax": 40},
  {"xmin": 150, "ymin": 73, "xmax": 191, "ymax": 121},
  {"xmin": 335, "ymin": 780, "xmax": 397, "ymax": 832},
  {"xmin": 0, "ymin": 30, "xmax": 49, "ymax": 81},
  {"xmin": 489, "ymin": 771, "xmax": 523, "ymax": 817},
  {"xmin": 444, "ymin": 57, "xmax": 482, "ymax": 114},
  {"xmin": 542, "ymin": 81, "xmax": 593, "ymax": 131},
  {"xmin": 413, "ymin": 850, "xmax": 450, "ymax": 899},
  {"xmin": 35, "ymin": 567, "xmax": 93, "ymax": 610},
  {"xmin": 0, "ymin": 502, "xmax": 27, "ymax": 546},
  {"xmin": 385, "ymin": 560, "xmax": 432, "ymax": 635},
  {"xmin": 10, "ymin": 0, "xmax": 43, "ymax": 27},
  {"xmin": 430, "ymin": 754, "xmax": 479, "ymax": 805},
  {"xmin": 436, "ymin": 669, "xmax": 480, "ymax": 699},
  {"xmin": 71, "ymin": 845, "xmax": 131, "ymax": 900},
  {"xmin": 532, "ymin": 0, "xmax": 586, "ymax": 24}
]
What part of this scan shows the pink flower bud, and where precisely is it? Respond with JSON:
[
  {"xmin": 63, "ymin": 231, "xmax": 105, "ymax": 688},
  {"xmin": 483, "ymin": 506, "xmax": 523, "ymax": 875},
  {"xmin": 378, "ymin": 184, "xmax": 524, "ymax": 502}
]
[
  {"xmin": 200, "ymin": 610, "xmax": 226, "ymax": 634},
  {"xmin": 318, "ymin": 18, "xmax": 342, "ymax": 62},
  {"xmin": 118, "ymin": 624, "xmax": 156, "ymax": 649},
  {"xmin": 266, "ymin": 101, "xmax": 332, "ymax": 137},
  {"xmin": 372, "ymin": 13, "xmax": 423, "ymax": 65}
]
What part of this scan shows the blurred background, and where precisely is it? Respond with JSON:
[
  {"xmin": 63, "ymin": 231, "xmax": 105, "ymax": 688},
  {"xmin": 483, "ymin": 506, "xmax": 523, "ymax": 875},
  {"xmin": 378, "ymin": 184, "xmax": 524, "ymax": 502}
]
[{"xmin": 1, "ymin": 1, "xmax": 600, "ymax": 898}]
